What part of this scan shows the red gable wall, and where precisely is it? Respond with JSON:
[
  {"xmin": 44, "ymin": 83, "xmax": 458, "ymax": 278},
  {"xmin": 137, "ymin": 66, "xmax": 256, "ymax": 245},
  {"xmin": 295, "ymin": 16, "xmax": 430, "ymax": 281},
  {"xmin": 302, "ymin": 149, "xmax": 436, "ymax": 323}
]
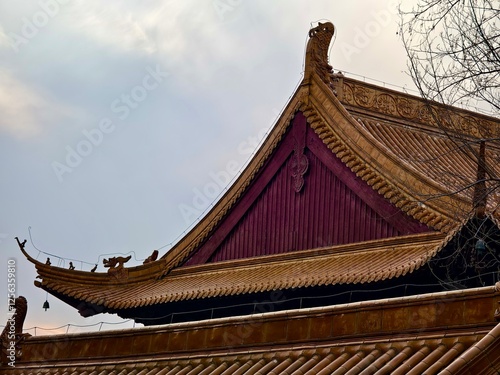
[{"xmin": 184, "ymin": 112, "xmax": 430, "ymax": 265}]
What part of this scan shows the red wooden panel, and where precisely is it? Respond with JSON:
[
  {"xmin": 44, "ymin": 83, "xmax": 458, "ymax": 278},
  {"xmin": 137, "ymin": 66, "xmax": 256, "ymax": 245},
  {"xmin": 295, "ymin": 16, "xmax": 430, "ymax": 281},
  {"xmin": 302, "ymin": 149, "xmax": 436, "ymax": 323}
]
[
  {"xmin": 185, "ymin": 112, "xmax": 430, "ymax": 266},
  {"xmin": 209, "ymin": 150, "xmax": 398, "ymax": 261}
]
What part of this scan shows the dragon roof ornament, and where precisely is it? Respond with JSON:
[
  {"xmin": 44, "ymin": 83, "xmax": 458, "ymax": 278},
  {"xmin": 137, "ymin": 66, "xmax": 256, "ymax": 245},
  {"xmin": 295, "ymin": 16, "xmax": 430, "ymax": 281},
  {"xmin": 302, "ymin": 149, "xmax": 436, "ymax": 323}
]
[{"xmin": 304, "ymin": 21, "xmax": 336, "ymax": 86}]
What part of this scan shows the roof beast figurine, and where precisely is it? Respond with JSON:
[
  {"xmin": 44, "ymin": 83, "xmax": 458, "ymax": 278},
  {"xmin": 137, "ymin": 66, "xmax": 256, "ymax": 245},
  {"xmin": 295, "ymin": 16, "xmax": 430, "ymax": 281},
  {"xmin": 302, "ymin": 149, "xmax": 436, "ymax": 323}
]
[{"xmin": 304, "ymin": 21, "xmax": 335, "ymax": 85}]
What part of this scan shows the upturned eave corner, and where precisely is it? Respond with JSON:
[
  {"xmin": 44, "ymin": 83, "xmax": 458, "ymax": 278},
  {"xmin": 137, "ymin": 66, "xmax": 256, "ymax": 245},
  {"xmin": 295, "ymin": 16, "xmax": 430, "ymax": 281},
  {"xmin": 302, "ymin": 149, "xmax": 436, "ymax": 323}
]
[
  {"xmin": 15, "ymin": 236, "xmax": 168, "ymax": 288},
  {"xmin": 16, "ymin": 237, "xmax": 40, "ymax": 266},
  {"xmin": 300, "ymin": 23, "xmax": 499, "ymax": 231}
]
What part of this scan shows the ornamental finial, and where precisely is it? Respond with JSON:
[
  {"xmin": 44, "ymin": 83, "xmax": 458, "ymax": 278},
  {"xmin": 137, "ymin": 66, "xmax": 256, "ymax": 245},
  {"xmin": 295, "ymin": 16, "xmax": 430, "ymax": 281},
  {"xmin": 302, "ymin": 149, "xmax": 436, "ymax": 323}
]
[{"xmin": 304, "ymin": 22, "xmax": 335, "ymax": 85}]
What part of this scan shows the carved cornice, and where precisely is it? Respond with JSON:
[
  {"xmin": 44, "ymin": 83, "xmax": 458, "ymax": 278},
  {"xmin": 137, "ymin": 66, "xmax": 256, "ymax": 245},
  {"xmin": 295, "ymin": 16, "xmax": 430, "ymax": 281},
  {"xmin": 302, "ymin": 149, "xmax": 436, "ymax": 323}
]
[{"xmin": 339, "ymin": 78, "xmax": 500, "ymax": 139}]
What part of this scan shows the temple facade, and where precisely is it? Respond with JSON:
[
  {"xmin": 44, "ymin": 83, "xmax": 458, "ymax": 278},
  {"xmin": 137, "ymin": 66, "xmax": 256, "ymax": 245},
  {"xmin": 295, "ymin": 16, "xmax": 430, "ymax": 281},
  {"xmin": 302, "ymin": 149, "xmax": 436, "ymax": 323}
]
[{"xmin": 3, "ymin": 21, "xmax": 500, "ymax": 374}]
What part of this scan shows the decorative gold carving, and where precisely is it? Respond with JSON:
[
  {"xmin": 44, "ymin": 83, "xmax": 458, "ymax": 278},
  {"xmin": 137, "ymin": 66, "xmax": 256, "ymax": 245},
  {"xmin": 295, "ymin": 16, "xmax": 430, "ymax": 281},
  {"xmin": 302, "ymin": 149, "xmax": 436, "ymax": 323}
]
[
  {"xmin": 143, "ymin": 250, "xmax": 159, "ymax": 264},
  {"xmin": 341, "ymin": 79, "xmax": 499, "ymax": 139},
  {"xmin": 103, "ymin": 255, "xmax": 131, "ymax": 279},
  {"xmin": 305, "ymin": 22, "xmax": 335, "ymax": 86},
  {"xmin": 1, "ymin": 296, "xmax": 30, "ymax": 366},
  {"xmin": 290, "ymin": 143, "xmax": 309, "ymax": 193},
  {"xmin": 103, "ymin": 255, "xmax": 131, "ymax": 269}
]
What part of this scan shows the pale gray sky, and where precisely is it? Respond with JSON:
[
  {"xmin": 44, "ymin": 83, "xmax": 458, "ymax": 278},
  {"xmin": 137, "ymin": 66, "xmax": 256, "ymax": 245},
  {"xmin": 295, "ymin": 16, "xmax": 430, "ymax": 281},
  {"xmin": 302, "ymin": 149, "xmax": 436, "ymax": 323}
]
[{"xmin": 0, "ymin": 0, "xmax": 417, "ymax": 334}]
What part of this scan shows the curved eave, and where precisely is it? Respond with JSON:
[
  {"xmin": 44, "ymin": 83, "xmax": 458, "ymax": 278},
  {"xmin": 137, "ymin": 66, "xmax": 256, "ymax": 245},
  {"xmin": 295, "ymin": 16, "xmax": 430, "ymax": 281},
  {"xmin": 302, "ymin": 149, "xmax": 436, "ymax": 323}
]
[
  {"xmin": 22, "ymin": 71, "xmax": 479, "ymax": 286},
  {"xmin": 19, "ymin": 242, "xmax": 167, "ymax": 286},
  {"xmin": 35, "ymin": 231, "xmax": 450, "ymax": 312},
  {"xmin": 333, "ymin": 76, "xmax": 500, "ymax": 221}
]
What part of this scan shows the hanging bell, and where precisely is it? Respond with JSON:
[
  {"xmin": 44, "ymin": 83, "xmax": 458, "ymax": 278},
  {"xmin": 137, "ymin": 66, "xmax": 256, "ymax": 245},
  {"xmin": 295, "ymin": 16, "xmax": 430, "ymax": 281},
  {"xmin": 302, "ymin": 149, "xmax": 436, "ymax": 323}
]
[{"xmin": 42, "ymin": 300, "xmax": 50, "ymax": 311}]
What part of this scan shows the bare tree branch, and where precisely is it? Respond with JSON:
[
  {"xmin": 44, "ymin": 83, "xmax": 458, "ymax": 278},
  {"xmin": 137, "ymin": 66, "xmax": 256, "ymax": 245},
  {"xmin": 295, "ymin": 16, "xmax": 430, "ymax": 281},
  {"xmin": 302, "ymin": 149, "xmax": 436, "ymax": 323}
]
[
  {"xmin": 398, "ymin": 1, "xmax": 500, "ymax": 288},
  {"xmin": 399, "ymin": 0, "xmax": 499, "ymax": 114}
]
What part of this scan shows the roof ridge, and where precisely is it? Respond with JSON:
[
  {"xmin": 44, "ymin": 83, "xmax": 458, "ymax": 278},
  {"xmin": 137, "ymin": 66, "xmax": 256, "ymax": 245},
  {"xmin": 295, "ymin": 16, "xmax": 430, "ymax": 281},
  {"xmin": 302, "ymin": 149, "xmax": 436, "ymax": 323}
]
[{"xmin": 337, "ymin": 76, "xmax": 500, "ymax": 129}]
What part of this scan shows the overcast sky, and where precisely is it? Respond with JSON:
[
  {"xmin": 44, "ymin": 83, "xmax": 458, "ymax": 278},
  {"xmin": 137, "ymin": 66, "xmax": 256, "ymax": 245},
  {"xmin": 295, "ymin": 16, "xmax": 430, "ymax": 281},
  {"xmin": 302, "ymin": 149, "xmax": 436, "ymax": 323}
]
[{"xmin": 0, "ymin": 0, "xmax": 417, "ymax": 335}]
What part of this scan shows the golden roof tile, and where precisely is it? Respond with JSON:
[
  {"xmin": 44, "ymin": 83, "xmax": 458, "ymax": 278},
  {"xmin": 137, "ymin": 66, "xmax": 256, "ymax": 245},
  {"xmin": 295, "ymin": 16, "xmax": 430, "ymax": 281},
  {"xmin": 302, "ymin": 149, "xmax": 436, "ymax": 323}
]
[
  {"xmin": 31, "ymin": 232, "xmax": 450, "ymax": 311},
  {"xmin": 4, "ymin": 330, "xmax": 499, "ymax": 375}
]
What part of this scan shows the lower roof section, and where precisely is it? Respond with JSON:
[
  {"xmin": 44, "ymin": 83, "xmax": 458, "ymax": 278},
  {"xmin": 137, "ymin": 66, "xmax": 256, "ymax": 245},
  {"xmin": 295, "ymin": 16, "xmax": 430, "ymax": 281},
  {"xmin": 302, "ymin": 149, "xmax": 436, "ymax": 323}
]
[
  {"xmin": 34, "ymin": 232, "xmax": 446, "ymax": 315},
  {"xmin": 6, "ymin": 331, "xmax": 500, "ymax": 375},
  {"xmin": 4, "ymin": 285, "xmax": 500, "ymax": 374}
]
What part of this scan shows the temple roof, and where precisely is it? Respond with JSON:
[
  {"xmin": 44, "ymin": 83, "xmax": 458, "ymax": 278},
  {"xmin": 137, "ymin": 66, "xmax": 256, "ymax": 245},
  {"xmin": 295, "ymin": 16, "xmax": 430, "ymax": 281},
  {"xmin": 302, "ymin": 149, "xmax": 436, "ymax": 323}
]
[
  {"xmin": 153, "ymin": 35, "xmax": 500, "ymax": 275},
  {"xmin": 4, "ymin": 285, "xmax": 500, "ymax": 374},
  {"xmin": 8, "ymin": 21, "xmax": 500, "ymax": 374},
  {"xmin": 18, "ymin": 21, "xmax": 500, "ymax": 319}
]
